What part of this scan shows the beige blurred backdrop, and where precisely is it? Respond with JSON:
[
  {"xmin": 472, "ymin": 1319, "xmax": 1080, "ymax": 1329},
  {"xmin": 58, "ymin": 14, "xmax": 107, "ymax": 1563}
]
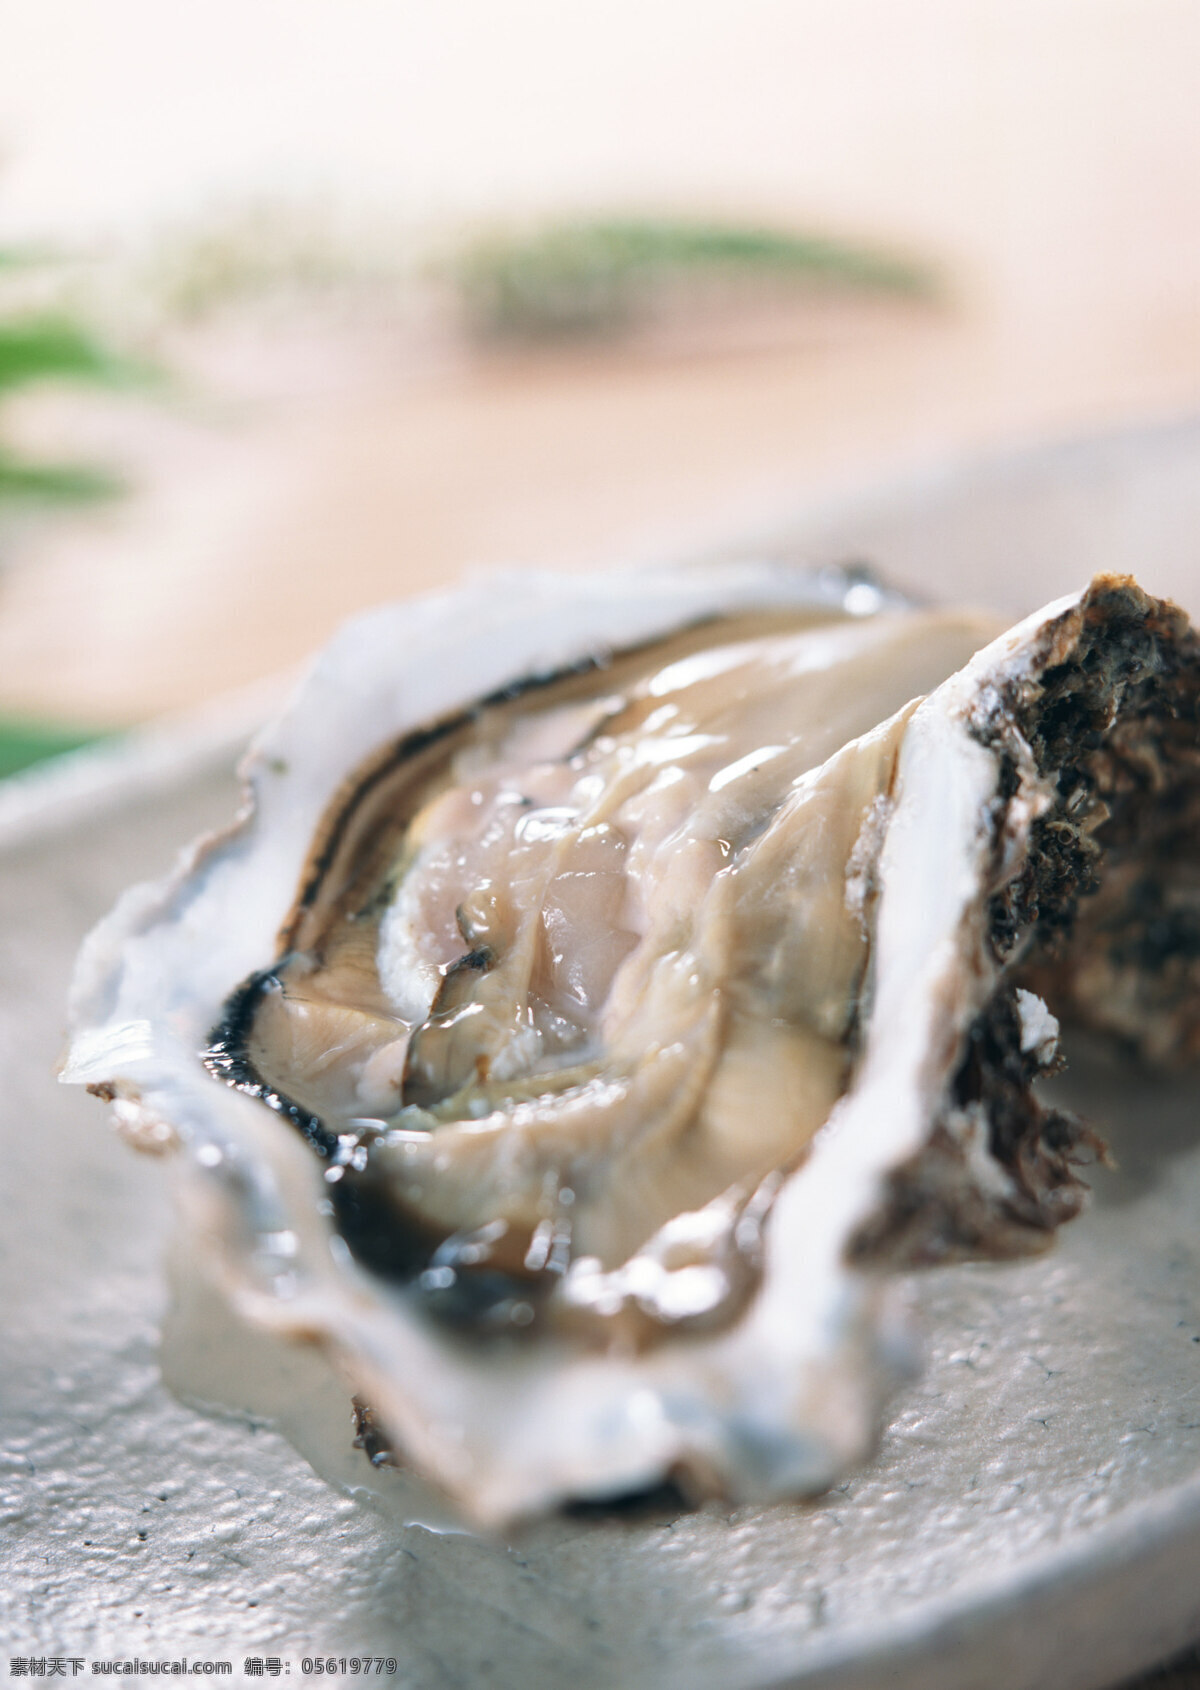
[{"xmin": 1, "ymin": 0, "xmax": 1199, "ymax": 724}]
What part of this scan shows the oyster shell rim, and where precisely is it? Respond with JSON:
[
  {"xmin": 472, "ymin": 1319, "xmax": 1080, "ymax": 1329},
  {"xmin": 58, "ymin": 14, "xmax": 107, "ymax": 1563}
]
[{"xmin": 60, "ymin": 563, "xmax": 1196, "ymax": 1526}]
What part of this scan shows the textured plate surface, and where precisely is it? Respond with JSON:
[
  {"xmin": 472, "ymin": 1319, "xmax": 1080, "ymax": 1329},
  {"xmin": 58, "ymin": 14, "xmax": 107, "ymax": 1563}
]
[{"xmin": 4, "ymin": 418, "xmax": 1200, "ymax": 1688}]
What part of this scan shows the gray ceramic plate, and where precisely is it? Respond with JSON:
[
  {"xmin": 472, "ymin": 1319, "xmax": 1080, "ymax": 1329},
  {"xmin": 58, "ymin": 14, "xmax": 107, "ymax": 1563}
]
[{"xmin": 4, "ymin": 416, "xmax": 1200, "ymax": 1689}]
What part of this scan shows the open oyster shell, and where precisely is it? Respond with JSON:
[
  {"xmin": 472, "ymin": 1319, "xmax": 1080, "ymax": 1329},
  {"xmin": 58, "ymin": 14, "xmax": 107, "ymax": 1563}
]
[{"xmin": 63, "ymin": 565, "xmax": 1200, "ymax": 1527}]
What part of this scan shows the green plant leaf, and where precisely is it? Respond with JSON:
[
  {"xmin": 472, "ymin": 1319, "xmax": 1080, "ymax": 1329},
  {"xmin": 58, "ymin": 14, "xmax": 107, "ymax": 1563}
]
[
  {"xmin": 0, "ymin": 314, "xmax": 151, "ymax": 395},
  {"xmin": 0, "ymin": 246, "xmax": 52, "ymax": 273},
  {"xmin": 0, "ymin": 451, "xmax": 124, "ymax": 503},
  {"xmin": 0, "ymin": 717, "xmax": 108, "ymax": 780},
  {"xmin": 450, "ymin": 216, "xmax": 936, "ymax": 341}
]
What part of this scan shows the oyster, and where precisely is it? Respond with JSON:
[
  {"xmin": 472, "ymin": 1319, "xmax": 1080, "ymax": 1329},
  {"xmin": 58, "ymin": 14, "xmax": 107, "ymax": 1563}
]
[{"xmin": 63, "ymin": 565, "xmax": 1200, "ymax": 1526}]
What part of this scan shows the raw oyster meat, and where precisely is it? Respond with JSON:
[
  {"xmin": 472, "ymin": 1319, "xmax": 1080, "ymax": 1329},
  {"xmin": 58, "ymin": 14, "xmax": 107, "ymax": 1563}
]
[{"xmin": 63, "ymin": 565, "xmax": 1200, "ymax": 1526}]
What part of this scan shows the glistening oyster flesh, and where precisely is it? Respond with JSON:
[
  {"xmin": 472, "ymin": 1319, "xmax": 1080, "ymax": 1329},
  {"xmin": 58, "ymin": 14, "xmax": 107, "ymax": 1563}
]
[{"xmin": 63, "ymin": 567, "xmax": 1200, "ymax": 1525}]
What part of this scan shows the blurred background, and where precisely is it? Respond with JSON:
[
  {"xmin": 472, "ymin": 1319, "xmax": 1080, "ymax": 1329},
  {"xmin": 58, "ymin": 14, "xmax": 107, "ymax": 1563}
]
[
  {"xmin": 1, "ymin": 0, "xmax": 1199, "ymax": 767},
  {"xmin": 4, "ymin": 14, "xmax": 1200, "ymax": 1684}
]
